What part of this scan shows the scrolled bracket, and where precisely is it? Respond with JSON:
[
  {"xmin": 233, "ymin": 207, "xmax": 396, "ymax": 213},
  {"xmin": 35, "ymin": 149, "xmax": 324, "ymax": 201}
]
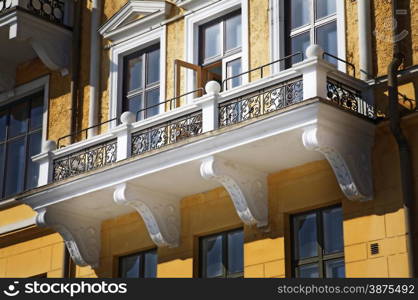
[
  {"xmin": 113, "ymin": 183, "xmax": 180, "ymax": 248},
  {"xmin": 302, "ymin": 125, "xmax": 374, "ymax": 202},
  {"xmin": 200, "ymin": 156, "xmax": 268, "ymax": 227},
  {"xmin": 35, "ymin": 207, "xmax": 101, "ymax": 268}
]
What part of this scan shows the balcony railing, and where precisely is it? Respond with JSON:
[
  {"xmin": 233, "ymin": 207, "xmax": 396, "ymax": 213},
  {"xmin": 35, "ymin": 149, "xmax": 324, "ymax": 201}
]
[
  {"xmin": 0, "ymin": 0, "xmax": 67, "ymax": 25},
  {"xmin": 34, "ymin": 46, "xmax": 376, "ymax": 186},
  {"xmin": 219, "ymin": 78, "xmax": 303, "ymax": 127},
  {"xmin": 52, "ymin": 139, "xmax": 117, "ymax": 182}
]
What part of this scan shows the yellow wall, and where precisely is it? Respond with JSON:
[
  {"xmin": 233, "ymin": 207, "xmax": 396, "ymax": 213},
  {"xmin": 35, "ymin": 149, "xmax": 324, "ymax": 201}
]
[{"xmin": 0, "ymin": 233, "xmax": 64, "ymax": 278}]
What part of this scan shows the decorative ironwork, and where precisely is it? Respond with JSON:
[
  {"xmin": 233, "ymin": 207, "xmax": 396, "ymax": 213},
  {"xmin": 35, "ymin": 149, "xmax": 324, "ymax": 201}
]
[
  {"xmin": 0, "ymin": 0, "xmax": 14, "ymax": 13},
  {"xmin": 326, "ymin": 79, "xmax": 376, "ymax": 119},
  {"xmin": 27, "ymin": 0, "xmax": 65, "ymax": 24},
  {"xmin": 132, "ymin": 111, "xmax": 203, "ymax": 156},
  {"xmin": 53, "ymin": 140, "xmax": 117, "ymax": 182},
  {"xmin": 219, "ymin": 78, "xmax": 303, "ymax": 127}
]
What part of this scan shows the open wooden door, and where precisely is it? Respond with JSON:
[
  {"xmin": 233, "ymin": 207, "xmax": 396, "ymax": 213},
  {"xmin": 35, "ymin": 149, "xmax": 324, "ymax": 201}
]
[{"xmin": 174, "ymin": 59, "xmax": 203, "ymax": 102}]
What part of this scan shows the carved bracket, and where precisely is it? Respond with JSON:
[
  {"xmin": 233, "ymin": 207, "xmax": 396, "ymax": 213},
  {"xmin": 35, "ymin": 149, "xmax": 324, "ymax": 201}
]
[
  {"xmin": 200, "ymin": 156, "xmax": 268, "ymax": 227},
  {"xmin": 113, "ymin": 183, "xmax": 180, "ymax": 247},
  {"xmin": 35, "ymin": 206, "xmax": 101, "ymax": 268},
  {"xmin": 302, "ymin": 125, "xmax": 374, "ymax": 201}
]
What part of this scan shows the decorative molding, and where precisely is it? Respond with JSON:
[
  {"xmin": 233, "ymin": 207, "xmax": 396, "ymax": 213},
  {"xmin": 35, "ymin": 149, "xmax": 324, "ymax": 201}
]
[
  {"xmin": 35, "ymin": 206, "xmax": 102, "ymax": 268},
  {"xmin": 302, "ymin": 125, "xmax": 374, "ymax": 202},
  {"xmin": 200, "ymin": 156, "xmax": 268, "ymax": 227},
  {"xmin": 99, "ymin": 0, "xmax": 172, "ymax": 41},
  {"xmin": 113, "ymin": 183, "xmax": 180, "ymax": 247}
]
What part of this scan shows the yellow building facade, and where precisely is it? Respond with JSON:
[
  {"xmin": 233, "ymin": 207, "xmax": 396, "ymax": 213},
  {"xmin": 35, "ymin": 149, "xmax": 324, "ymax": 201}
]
[{"xmin": 0, "ymin": 0, "xmax": 417, "ymax": 278}]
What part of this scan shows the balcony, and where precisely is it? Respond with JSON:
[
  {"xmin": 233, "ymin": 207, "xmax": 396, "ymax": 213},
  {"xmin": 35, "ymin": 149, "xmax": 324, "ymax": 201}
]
[
  {"xmin": 18, "ymin": 45, "xmax": 376, "ymax": 268},
  {"xmin": 0, "ymin": 0, "xmax": 73, "ymax": 92}
]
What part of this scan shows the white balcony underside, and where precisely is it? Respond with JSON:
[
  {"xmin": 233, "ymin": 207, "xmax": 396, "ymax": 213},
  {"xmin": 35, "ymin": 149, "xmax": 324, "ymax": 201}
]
[{"xmin": 20, "ymin": 100, "xmax": 375, "ymax": 267}]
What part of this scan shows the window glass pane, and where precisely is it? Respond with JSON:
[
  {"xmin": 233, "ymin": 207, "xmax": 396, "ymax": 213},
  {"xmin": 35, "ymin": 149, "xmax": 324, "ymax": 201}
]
[
  {"xmin": 125, "ymin": 95, "xmax": 143, "ymax": 120},
  {"xmin": 226, "ymin": 58, "xmax": 242, "ymax": 89},
  {"xmin": 227, "ymin": 230, "xmax": 243, "ymax": 274},
  {"xmin": 0, "ymin": 144, "xmax": 4, "ymax": 196},
  {"xmin": 9, "ymin": 102, "xmax": 28, "ymax": 137},
  {"xmin": 126, "ymin": 55, "xmax": 143, "ymax": 91},
  {"xmin": 0, "ymin": 110, "xmax": 7, "ymax": 142},
  {"xmin": 290, "ymin": 32, "xmax": 310, "ymax": 64},
  {"xmin": 30, "ymin": 95, "xmax": 44, "ymax": 130},
  {"xmin": 293, "ymin": 213, "xmax": 317, "ymax": 259},
  {"xmin": 120, "ymin": 255, "xmax": 141, "ymax": 278},
  {"xmin": 147, "ymin": 48, "xmax": 160, "ymax": 85},
  {"xmin": 323, "ymin": 206, "xmax": 344, "ymax": 254},
  {"xmin": 145, "ymin": 89, "xmax": 160, "ymax": 118},
  {"xmin": 26, "ymin": 131, "xmax": 42, "ymax": 190},
  {"xmin": 225, "ymin": 14, "xmax": 241, "ymax": 51},
  {"xmin": 298, "ymin": 263, "xmax": 319, "ymax": 278},
  {"xmin": 5, "ymin": 138, "xmax": 25, "ymax": 197},
  {"xmin": 316, "ymin": 21, "xmax": 337, "ymax": 65},
  {"xmin": 325, "ymin": 259, "xmax": 345, "ymax": 278},
  {"xmin": 316, "ymin": 0, "xmax": 336, "ymax": 19},
  {"xmin": 291, "ymin": 0, "xmax": 311, "ymax": 29},
  {"xmin": 203, "ymin": 22, "xmax": 221, "ymax": 59},
  {"xmin": 203, "ymin": 235, "xmax": 223, "ymax": 278},
  {"xmin": 144, "ymin": 251, "xmax": 157, "ymax": 278}
]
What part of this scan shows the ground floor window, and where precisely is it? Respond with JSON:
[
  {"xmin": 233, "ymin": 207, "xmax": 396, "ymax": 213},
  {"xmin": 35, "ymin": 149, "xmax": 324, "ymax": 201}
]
[
  {"xmin": 291, "ymin": 205, "xmax": 345, "ymax": 278},
  {"xmin": 199, "ymin": 228, "xmax": 244, "ymax": 278},
  {"xmin": 119, "ymin": 249, "xmax": 157, "ymax": 278}
]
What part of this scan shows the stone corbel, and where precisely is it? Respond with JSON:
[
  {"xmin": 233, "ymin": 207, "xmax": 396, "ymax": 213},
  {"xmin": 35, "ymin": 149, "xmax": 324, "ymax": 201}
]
[
  {"xmin": 302, "ymin": 125, "xmax": 374, "ymax": 202},
  {"xmin": 10, "ymin": 16, "xmax": 71, "ymax": 75},
  {"xmin": 200, "ymin": 156, "xmax": 268, "ymax": 227},
  {"xmin": 113, "ymin": 183, "xmax": 180, "ymax": 247},
  {"xmin": 36, "ymin": 206, "xmax": 101, "ymax": 268}
]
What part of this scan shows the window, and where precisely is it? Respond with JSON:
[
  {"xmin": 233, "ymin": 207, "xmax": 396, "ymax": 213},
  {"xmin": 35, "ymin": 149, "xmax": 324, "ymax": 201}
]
[
  {"xmin": 199, "ymin": 229, "xmax": 243, "ymax": 278},
  {"xmin": 0, "ymin": 92, "xmax": 43, "ymax": 200},
  {"xmin": 119, "ymin": 249, "xmax": 157, "ymax": 278},
  {"xmin": 291, "ymin": 206, "xmax": 345, "ymax": 278},
  {"xmin": 286, "ymin": 0, "xmax": 338, "ymax": 65},
  {"xmin": 122, "ymin": 44, "xmax": 161, "ymax": 121},
  {"xmin": 199, "ymin": 10, "xmax": 242, "ymax": 90}
]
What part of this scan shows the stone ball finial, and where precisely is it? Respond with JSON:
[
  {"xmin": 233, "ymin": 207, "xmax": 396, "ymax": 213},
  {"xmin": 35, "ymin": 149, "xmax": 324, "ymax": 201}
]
[
  {"xmin": 120, "ymin": 111, "xmax": 136, "ymax": 125},
  {"xmin": 43, "ymin": 140, "xmax": 57, "ymax": 152},
  {"xmin": 306, "ymin": 44, "xmax": 324, "ymax": 59},
  {"xmin": 205, "ymin": 81, "xmax": 221, "ymax": 95}
]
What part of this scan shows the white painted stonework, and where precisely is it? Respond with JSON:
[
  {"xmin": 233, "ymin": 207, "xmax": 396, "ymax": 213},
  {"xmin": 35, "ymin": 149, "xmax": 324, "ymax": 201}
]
[
  {"xmin": 200, "ymin": 156, "xmax": 268, "ymax": 227},
  {"xmin": 113, "ymin": 183, "xmax": 181, "ymax": 247}
]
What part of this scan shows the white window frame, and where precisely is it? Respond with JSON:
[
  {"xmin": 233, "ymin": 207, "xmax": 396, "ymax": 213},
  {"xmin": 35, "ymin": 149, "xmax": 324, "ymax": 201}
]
[
  {"xmin": 184, "ymin": 0, "xmax": 249, "ymax": 98},
  {"xmin": 270, "ymin": 0, "xmax": 346, "ymax": 74},
  {"xmin": 109, "ymin": 26, "xmax": 166, "ymax": 126},
  {"xmin": 0, "ymin": 75, "xmax": 50, "ymax": 150},
  {"xmin": 222, "ymin": 52, "xmax": 243, "ymax": 90}
]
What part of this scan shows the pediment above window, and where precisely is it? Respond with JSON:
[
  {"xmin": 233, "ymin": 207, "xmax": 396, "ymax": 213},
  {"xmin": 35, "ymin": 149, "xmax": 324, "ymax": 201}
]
[{"xmin": 99, "ymin": 0, "xmax": 173, "ymax": 41}]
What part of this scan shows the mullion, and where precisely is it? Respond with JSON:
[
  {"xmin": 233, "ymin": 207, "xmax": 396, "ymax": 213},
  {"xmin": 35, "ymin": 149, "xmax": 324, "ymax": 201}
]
[
  {"xmin": 223, "ymin": 232, "xmax": 227, "ymax": 278},
  {"xmin": 317, "ymin": 210, "xmax": 325, "ymax": 278}
]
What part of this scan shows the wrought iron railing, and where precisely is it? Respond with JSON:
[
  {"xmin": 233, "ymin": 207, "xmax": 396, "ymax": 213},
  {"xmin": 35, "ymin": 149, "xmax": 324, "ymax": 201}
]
[
  {"xmin": 219, "ymin": 78, "xmax": 303, "ymax": 127},
  {"xmin": 326, "ymin": 78, "xmax": 376, "ymax": 119},
  {"xmin": 132, "ymin": 111, "xmax": 203, "ymax": 156},
  {"xmin": 0, "ymin": 0, "xmax": 66, "ymax": 25},
  {"xmin": 53, "ymin": 140, "xmax": 117, "ymax": 182}
]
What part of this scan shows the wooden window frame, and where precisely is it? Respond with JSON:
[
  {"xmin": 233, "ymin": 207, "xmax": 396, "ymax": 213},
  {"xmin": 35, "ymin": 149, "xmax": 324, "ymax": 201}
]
[
  {"xmin": 122, "ymin": 43, "xmax": 161, "ymax": 120},
  {"xmin": 291, "ymin": 205, "xmax": 345, "ymax": 278},
  {"xmin": 285, "ymin": 0, "xmax": 337, "ymax": 65},
  {"xmin": 118, "ymin": 248, "xmax": 157, "ymax": 278},
  {"xmin": 199, "ymin": 228, "xmax": 244, "ymax": 278},
  {"xmin": 0, "ymin": 92, "xmax": 44, "ymax": 200}
]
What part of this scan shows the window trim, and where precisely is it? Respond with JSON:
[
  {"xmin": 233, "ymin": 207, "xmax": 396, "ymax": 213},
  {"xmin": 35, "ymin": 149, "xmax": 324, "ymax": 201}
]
[
  {"xmin": 270, "ymin": 0, "xmax": 346, "ymax": 74},
  {"xmin": 118, "ymin": 248, "xmax": 158, "ymax": 278},
  {"xmin": 0, "ymin": 76, "xmax": 49, "ymax": 200},
  {"xmin": 199, "ymin": 228, "xmax": 244, "ymax": 278},
  {"xmin": 290, "ymin": 204, "xmax": 345, "ymax": 278},
  {"xmin": 109, "ymin": 26, "xmax": 166, "ymax": 128},
  {"xmin": 185, "ymin": 0, "xmax": 249, "ymax": 98}
]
